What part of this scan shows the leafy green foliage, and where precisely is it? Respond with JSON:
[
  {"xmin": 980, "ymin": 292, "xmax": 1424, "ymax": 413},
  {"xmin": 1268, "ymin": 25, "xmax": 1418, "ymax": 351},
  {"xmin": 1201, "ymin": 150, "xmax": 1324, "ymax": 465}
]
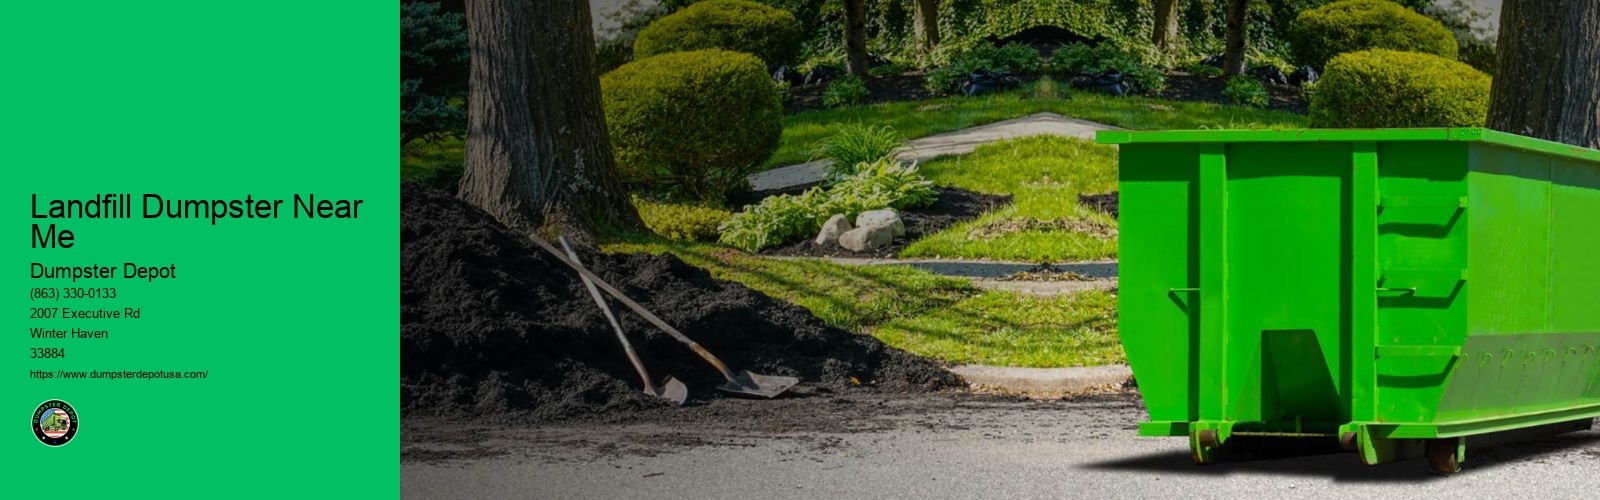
[
  {"xmin": 719, "ymin": 159, "xmax": 935, "ymax": 251},
  {"xmin": 1309, "ymin": 49, "xmax": 1489, "ymax": 128},
  {"xmin": 601, "ymin": 50, "xmax": 782, "ymax": 202},
  {"xmin": 925, "ymin": 42, "xmax": 1041, "ymax": 95},
  {"xmin": 634, "ymin": 197, "xmax": 733, "ymax": 241},
  {"xmin": 633, "ymin": 0, "xmax": 803, "ymax": 67},
  {"xmin": 1289, "ymin": 0, "xmax": 1457, "ymax": 68},
  {"xmin": 814, "ymin": 124, "xmax": 903, "ymax": 180},
  {"xmin": 1223, "ymin": 75, "xmax": 1269, "ymax": 108},
  {"xmin": 400, "ymin": 1, "xmax": 468, "ymax": 145},
  {"xmin": 1051, "ymin": 42, "xmax": 1167, "ymax": 95},
  {"xmin": 822, "ymin": 76, "xmax": 870, "ymax": 108}
]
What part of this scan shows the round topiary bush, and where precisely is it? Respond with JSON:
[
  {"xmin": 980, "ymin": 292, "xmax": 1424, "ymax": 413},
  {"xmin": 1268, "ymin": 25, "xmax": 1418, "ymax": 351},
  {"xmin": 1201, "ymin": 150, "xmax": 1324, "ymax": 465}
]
[
  {"xmin": 601, "ymin": 49, "xmax": 782, "ymax": 202},
  {"xmin": 1289, "ymin": 0, "xmax": 1457, "ymax": 69},
  {"xmin": 633, "ymin": 0, "xmax": 802, "ymax": 68},
  {"xmin": 1309, "ymin": 49, "xmax": 1490, "ymax": 128}
]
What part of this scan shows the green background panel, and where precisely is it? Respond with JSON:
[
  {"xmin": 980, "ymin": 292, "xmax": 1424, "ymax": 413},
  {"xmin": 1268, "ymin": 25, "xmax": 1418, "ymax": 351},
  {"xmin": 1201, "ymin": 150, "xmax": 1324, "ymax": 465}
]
[{"xmin": 1, "ymin": 1, "xmax": 396, "ymax": 497}]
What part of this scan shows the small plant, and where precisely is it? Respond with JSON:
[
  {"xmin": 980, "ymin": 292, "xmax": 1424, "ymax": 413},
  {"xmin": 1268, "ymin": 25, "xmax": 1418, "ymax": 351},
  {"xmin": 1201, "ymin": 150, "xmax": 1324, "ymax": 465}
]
[
  {"xmin": 814, "ymin": 124, "xmax": 903, "ymax": 180},
  {"xmin": 1179, "ymin": 60, "xmax": 1224, "ymax": 77},
  {"xmin": 1223, "ymin": 76, "xmax": 1270, "ymax": 108},
  {"xmin": 633, "ymin": 197, "xmax": 733, "ymax": 241},
  {"xmin": 822, "ymin": 76, "xmax": 870, "ymax": 108},
  {"xmin": 925, "ymin": 42, "xmax": 1042, "ymax": 95},
  {"xmin": 718, "ymin": 159, "xmax": 937, "ymax": 251}
]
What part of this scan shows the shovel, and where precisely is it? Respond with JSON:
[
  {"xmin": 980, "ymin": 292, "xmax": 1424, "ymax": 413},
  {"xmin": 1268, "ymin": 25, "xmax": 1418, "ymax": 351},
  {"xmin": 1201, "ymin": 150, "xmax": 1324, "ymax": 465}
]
[
  {"xmin": 528, "ymin": 233, "xmax": 800, "ymax": 399},
  {"xmin": 559, "ymin": 237, "xmax": 687, "ymax": 406}
]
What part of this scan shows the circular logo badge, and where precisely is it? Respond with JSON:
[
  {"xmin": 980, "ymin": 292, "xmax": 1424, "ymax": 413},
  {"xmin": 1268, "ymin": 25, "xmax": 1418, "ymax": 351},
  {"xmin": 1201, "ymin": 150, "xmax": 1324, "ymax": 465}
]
[{"xmin": 33, "ymin": 400, "xmax": 77, "ymax": 447}]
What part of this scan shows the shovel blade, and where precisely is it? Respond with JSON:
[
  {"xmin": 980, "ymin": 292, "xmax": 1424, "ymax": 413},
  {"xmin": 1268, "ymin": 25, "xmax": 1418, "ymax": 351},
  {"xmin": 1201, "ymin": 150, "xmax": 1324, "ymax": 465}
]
[
  {"xmin": 646, "ymin": 376, "xmax": 689, "ymax": 406},
  {"xmin": 716, "ymin": 371, "xmax": 800, "ymax": 399}
]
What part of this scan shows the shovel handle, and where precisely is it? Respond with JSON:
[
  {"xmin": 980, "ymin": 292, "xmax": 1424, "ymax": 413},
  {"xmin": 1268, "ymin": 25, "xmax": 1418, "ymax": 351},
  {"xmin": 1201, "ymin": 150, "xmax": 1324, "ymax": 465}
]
[
  {"xmin": 528, "ymin": 233, "xmax": 739, "ymax": 381},
  {"xmin": 559, "ymin": 237, "xmax": 660, "ymax": 394}
]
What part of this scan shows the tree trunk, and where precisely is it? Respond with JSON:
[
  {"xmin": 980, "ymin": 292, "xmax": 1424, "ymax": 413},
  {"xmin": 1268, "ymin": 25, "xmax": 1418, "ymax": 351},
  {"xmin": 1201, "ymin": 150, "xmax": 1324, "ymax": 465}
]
[
  {"xmin": 844, "ymin": 0, "xmax": 869, "ymax": 76},
  {"xmin": 912, "ymin": 0, "xmax": 940, "ymax": 55},
  {"xmin": 1222, "ymin": 0, "xmax": 1248, "ymax": 75},
  {"xmin": 460, "ymin": 0, "xmax": 643, "ymax": 242},
  {"xmin": 1152, "ymin": 0, "xmax": 1180, "ymax": 51},
  {"xmin": 1487, "ymin": 0, "xmax": 1600, "ymax": 148}
]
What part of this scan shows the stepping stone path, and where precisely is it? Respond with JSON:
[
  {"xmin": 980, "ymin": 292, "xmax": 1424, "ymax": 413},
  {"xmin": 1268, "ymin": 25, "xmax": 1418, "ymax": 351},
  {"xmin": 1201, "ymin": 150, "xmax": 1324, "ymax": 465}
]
[{"xmin": 748, "ymin": 112, "xmax": 1120, "ymax": 191}]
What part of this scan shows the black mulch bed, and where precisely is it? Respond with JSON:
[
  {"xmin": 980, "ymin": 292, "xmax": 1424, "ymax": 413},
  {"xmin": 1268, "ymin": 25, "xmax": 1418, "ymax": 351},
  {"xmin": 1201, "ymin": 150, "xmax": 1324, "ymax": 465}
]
[
  {"xmin": 1160, "ymin": 72, "xmax": 1309, "ymax": 114},
  {"xmin": 784, "ymin": 73, "xmax": 935, "ymax": 113},
  {"xmin": 1078, "ymin": 192, "xmax": 1118, "ymax": 219},
  {"xmin": 400, "ymin": 182, "xmax": 961, "ymax": 423},
  {"xmin": 760, "ymin": 187, "xmax": 1012, "ymax": 259}
]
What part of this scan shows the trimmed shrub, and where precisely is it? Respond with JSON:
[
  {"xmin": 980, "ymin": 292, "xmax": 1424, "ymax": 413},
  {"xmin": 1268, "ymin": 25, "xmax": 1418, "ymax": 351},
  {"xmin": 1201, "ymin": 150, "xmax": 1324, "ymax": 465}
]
[
  {"xmin": 719, "ymin": 159, "xmax": 936, "ymax": 251},
  {"xmin": 823, "ymin": 76, "xmax": 869, "ymax": 108},
  {"xmin": 1309, "ymin": 49, "xmax": 1489, "ymax": 128},
  {"xmin": 634, "ymin": 197, "xmax": 733, "ymax": 241},
  {"xmin": 1223, "ymin": 76, "xmax": 1269, "ymax": 108},
  {"xmin": 814, "ymin": 124, "xmax": 903, "ymax": 180},
  {"xmin": 1289, "ymin": 0, "xmax": 1457, "ymax": 69},
  {"xmin": 926, "ymin": 42, "xmax": 1042, "ymax": 95},
  {"xmin": 601, "ymin": 50, "xmax": 783, "ymax": 202},
  {"xmin": 633, "ymin": 0, "xmax": 802, "ymax": 67}
]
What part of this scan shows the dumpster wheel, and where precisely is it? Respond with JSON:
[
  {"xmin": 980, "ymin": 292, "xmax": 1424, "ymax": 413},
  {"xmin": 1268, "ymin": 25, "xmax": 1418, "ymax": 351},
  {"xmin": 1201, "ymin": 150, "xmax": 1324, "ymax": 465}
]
[{"xmin": 1425, "ymin": 439, "xmax": 1462, "ymax": 475}]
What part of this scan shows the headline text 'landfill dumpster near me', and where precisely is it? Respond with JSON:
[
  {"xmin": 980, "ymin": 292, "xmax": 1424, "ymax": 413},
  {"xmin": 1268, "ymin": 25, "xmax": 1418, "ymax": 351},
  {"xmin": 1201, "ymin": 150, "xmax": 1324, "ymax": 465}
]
[{"xmin": 1098, "ymin": 128, "xmax": 1600, "ymax": 474}]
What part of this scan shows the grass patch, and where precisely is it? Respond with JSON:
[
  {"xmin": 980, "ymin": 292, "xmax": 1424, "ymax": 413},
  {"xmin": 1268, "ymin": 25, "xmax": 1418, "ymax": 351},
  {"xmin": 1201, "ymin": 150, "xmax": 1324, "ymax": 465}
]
[
  {"xmin": 769, "ymin": 80, "xmax": 1307, "ymax": 167},
  {"xmin": 401, "ymin": 137, "xmax": 464, "ymax": 181},
  {"xmin": 902, "ymin": 135, "xmax": 1120, "ymax": 262},
  {"xmin": 603, "ymin": 234, "xmax": 1123, "ymax": 367}
]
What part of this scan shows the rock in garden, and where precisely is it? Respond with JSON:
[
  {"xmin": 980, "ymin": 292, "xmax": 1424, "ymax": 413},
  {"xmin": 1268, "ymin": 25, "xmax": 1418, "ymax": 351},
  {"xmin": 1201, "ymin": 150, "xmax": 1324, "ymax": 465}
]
[
  {"xmin": 1290, "ymin": 65, "xmax": 1319, "ymax": 86},
  {"xmin": 815, "ymin": 214, "xmax": 854, "ymax": 246},
  {"xmin": 804, "ymin": 65, "xmax": 843, "ymax": 86},
  {"xmin": 839, "ymin": 225, "xmax": 895, "ymax": 252},
  {"xmin": 772, "ymin": 65, "xmax": 804, "ymax": 86},
  {"xmin": 856, "ymin": 209, "xmax": 905, "ymax": 237},
  {"xmin": 1070, "ymin": 70, "xmax": 1126, "ymax": 96},
  {"xmin": 1250, "ymin": 65, "xmax": 1289, "ymax": 86}
]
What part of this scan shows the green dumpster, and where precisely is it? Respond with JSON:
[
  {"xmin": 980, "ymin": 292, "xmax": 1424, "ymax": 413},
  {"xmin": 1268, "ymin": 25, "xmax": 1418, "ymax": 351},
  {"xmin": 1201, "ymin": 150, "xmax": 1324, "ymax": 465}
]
[{"xmin": 1097, "ymin": 128, "xmax": 1600, "ymax": 473}]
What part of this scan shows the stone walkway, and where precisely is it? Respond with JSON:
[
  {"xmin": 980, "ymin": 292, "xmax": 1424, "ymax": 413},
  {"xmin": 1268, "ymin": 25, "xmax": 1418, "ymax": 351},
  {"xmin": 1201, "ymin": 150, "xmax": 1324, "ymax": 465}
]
[
  {"xmin": 775, "ymin": 256, "xmax": 1119, "ymax": 296},
  {"xmin": 747, "ymin": 112, "xmax": 1120, "ymax": 191}
]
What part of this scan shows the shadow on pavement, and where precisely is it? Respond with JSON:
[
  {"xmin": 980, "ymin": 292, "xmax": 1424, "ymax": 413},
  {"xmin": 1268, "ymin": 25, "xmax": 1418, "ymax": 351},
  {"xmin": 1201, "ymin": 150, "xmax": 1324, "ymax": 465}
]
[{"xmin": 1083, "ymin": 430, "xmax": 1600, "ymax": 483}]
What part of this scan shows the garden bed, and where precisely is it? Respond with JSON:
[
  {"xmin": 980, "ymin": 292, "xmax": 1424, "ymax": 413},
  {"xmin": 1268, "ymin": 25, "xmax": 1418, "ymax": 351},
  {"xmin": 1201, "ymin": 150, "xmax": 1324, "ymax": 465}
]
[
  {"xmin": 757, "ymin": 187, "xmax": 1011, "ymax": 259},
  {"xmin": 1160, "ymin": 71, "xmax": 1308, "ymax": 114},
  {"xmin": 400, "ymin": 183, "xmax": 960, "ymax": 423},
  {"xmin": 783, "ymin": 73, "xmax": 935, "ymax": 113}
]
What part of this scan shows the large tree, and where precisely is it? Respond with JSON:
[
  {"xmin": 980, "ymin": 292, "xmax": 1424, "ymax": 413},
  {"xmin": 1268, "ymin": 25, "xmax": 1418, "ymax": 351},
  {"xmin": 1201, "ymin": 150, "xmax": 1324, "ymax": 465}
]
[
  {"xmin": 1222, "ymin": 0, "xmax": 1248, "ymax": 75},
  {"xmin": 912, "ymin": 0, "xmax": 940, "ymax": 55},
  {"xmin": 1152, "ymin": 0, "xmax": 1181, "ymax": 52},
  {"xmin": 844, "ymin": 0, "xmax": 869, "ymax": 76},
  {"xmin": 1487, "ymin": 0, "xmax": 1599, "ymax": 148},
  {"xmin": 459, "ymin": 0, "xmax": 643, "ymax": 240}
]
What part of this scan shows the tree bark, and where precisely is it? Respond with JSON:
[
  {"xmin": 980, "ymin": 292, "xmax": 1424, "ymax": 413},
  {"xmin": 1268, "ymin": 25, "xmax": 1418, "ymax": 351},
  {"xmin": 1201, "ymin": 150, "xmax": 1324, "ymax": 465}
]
[
  {"xmin": 1222, "ymin": 0, "xmax": 1248, "ymax": 75},
  {"xmin": 1487, "ymin": 0, "xmax": 1600, "ymax": 148},
  {"xmin": 844, "ymin": 0, "xmax": 869, "ymax": 76},
  {"xmin": 912, "ymin": 0, "xmax": 940, "ymax": 55},
  {"xmin": 460, "ymin": 0, "xmax": 643, "ymax": 242},
  {"xmin": 1152, "ymin": 0, "xmax": 1180, "ymax": 51}
]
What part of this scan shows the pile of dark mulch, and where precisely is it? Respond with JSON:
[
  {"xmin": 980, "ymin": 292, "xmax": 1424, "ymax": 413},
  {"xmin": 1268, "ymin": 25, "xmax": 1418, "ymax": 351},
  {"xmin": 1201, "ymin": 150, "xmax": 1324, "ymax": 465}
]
[
  {"xmin": 1078, "ymin": 192, "xmax": 1118, "ymax": 219},
  {"xmin": 1160, "ymin": 72, "xmax": 1308, "ymax": 114},
  {"xmin": 762, "ymin": 187, "xmax": 1012, "ymax": 259},
  {"xmin": 400, "ymin": 183, "xmax": 960, "ymax": 422},
  {"xmin": 784, "ymin": 73, "xmax": 935, "ymax": 113}
]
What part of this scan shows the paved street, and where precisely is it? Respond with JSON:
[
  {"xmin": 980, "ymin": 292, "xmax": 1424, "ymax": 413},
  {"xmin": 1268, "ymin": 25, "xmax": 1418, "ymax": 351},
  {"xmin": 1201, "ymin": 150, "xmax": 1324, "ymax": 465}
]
[{"xmin": 402, "ymin": 392, "xmax": 1600, "ymax": 499}]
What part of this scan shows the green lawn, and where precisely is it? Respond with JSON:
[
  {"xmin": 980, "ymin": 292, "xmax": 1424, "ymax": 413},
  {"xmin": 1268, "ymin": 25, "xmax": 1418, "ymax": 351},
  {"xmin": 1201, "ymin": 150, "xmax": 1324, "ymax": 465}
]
[
  {"xmin": 769, "ymin": 78, "xmax": 1308, "ymax": 167},
  {"xmin": 604, "ymin": 235, "xmax": 1124, "ymax": 367},
  {"xmin": 903, "ymin": 135, "xmax": 1120, "ymax": 262}
]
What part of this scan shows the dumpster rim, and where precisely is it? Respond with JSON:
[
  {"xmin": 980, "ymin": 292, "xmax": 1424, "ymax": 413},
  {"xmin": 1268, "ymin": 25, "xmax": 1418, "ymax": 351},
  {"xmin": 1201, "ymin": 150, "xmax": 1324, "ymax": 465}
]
[{"xmin": 1093, "ymin": 128, "xmax": 1600, "ymax": 163}]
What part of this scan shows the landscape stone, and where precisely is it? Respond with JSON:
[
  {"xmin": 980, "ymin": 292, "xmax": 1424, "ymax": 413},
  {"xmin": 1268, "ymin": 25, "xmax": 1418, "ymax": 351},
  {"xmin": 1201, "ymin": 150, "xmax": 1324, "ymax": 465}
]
[
  {"xmin": 815, "ymin": 214, "xmax": 853, "ymax": 246},
  {"xmin": 856, "ymin": 209, "xmax": 905, "ymax": 237},
  {"xmin": 838, "ymin": 225, "xmax": 894, "ymax": 251}
]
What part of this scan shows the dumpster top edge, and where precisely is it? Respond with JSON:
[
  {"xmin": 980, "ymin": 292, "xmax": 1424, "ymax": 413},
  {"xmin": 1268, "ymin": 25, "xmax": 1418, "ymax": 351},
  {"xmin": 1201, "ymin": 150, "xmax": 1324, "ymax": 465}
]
[{"xmin": 1093, "ymin": 128, "xmax": 1600, "ymax": 163}]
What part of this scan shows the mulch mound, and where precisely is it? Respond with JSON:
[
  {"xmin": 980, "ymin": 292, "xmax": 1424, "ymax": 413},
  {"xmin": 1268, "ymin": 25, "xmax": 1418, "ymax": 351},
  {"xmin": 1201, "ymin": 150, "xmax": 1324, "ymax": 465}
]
[
  {"xmin": 400, "ymin": 183, "xmax": 960, "ymax": 422},
  {"xmin": 762, "ymin": 187, "xmax": 1012, "ymax": 259},
  {"xmin": 1078, "ymin": 192, "xmax": 1118, "ymax": 219},
  {"xmin": 784, "ymin": 73, "xmax": 935, "ymax": 113},
  {"xmin": 1160, "ymin": 72, "xmax": 1308, "ymax": 114}
]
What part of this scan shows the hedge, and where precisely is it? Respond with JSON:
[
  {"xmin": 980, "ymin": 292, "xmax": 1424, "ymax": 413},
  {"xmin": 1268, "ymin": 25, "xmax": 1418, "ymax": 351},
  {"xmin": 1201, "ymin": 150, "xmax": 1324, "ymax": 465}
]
[
  {"xmin": 601, "ymin": 50, "xmax": 783, "ymax": 202},
  {"xmin": 1289, "ymin": 0, "xmax": 1457, "ymax": 69},
  {"xmin": 633, "ymin": 0, "xmax": 803, "ymax": 68},
  {"xmin": 1309, "ymin": 49, "xmax": 1490, "ymax": 128}
]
